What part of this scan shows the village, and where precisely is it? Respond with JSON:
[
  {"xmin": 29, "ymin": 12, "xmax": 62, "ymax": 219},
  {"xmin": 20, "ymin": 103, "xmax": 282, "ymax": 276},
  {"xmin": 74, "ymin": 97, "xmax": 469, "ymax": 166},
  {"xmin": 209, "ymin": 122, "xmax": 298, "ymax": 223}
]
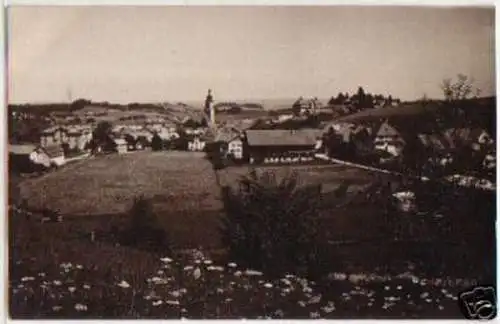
[{"xmin": 8, "ymin": 88, "xmax": 496, "ymax": 192}]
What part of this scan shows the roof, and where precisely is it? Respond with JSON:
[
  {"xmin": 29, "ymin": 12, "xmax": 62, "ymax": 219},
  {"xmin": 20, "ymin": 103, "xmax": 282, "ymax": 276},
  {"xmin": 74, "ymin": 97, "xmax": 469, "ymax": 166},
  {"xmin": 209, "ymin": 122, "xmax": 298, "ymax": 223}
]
[
  {"xmin": 376, "ymin": 121, "xmax": 401, "ymax": 138},
  {"xmin": 245, "ymin": 129, "xmax": 321, "ymax": 147},
  {"xmin": 114, "ymin": 138, "xmax": 127, "ymax": 145},
  {"xmin": 9, "ymin": 144, "xmax": 37, "ymax": 155},
  {"xmin": 43, "ymin": 145, "xmax": 64, "ymax": 158}
]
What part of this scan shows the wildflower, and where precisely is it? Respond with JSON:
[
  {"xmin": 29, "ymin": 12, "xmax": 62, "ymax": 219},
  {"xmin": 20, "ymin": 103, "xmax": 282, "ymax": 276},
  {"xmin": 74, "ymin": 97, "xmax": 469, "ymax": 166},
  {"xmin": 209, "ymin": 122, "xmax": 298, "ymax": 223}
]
[
  {"xmin": 53, "ymin": 280, "xmax": 62, "ymax": 286},
  {"xmin": 52, "ymin": 306, "xmax": 63, "ymax": 312},
  {"xmin": 298, "ymin": 301, "xmax": 306, "ymax": 307},
  {"xmin": 117, "ymin": 280, "xmax": 130, "ymax": 288},
  {"xmin": 74, "ymin": 303, "xmax": 88, "ymax": 311},
  {"xmin": 203, "ymin": 259, "xmax": 213, "ymax": 265},
  {"xmin": 367, "ymin": 302, "xmax": 373, "ymax": 307},
  {"xmin": 76, "ymin": 264, "xmax": 83, "ymax": 270},
  {"xmin": 425, "ymin": 298, "xmax": 432, "ymax": 303},
  {"xmin": 38, "ymin": 272, "xmax": 46, "ymax": 277},
  {"xmin": 160, "ymin": 257, "xmax": 173, "ymax": 263},
  {"xmin": 285, "ymin": 274, "xmax": 295, "ymax": 279},
  {"xmin": 420, "ymin": 292, "xmax": 429, "ymax": 299},
  {"xmin": 308, "ymin": 294, "xmax": 322, "ymax": 304},
  {"xmin": 83, "ymin": 284, "xmax": 91, "ymax": 290},
  {"xmin": 228, "ymin": 262, "xmax": 237, "ymax": 268},
  {"xmin": 244, "ymin": 269, "xmax": 263, "ymax": 276},
  {"xmin": 452, "ymin": 296, "xmax": 458, "ymax": 301},
  {"xmin": 280, "ymin": 278, "xmax": 292, "ymax": 286},
  {"xmin": 166, "ymin": 300, "xmax": 180, "ymax": 306},
  {"xmin": 170, "ymin": 290, "xmax": 181, "ymax": 298},
  {"xmin": 181, "ymin": 308, "xmax": 188, "ymax": 313},
  {"xmin": 152, "ymin": 300, "xmax": 163, "ymax": 307},
  {"xmin": 396, "ymin": 285, "xmax": 402, "ymax": 290},
  {"xmin": 68, "ymin": 286, "xmax": 76, "ymax": 293},
  {"xmin": 21, "ymin": 276, "xmax": 35, "ymax": 282},
  {"xmin": 225, "ymin": 298, "xmax": 233, "ymax": 303},
  {"xmin": 411, "ymin": 276, "xmax": 420, "ymax": 284},
  {"xmin": 322, "ymin": 301, "xmax": 335, "ymax": 313},
  {"xmin": 274, "ymin": 309, "xmax": 284, "ymax": 318},
  {"xmin": 207, "ymin": 265, "xmax": 224, "ymax": 272},
  {"xmin": 438, "ymin": 305, "xmax": 444, "ymax": 310},
  {"xmin": 157, "ymin": 270, "xmax": 164, "ymax": 275},
  {"xmin": 183, "ymin": 265, "xmax": 194, "ymax": 271},
  {"xmin": 151, "ymin": 277, "xmax": 168, "ymax": 285},
  {"xmin": 420, "ymin": 279, "xmax": 428, "ymax": 286},
  {"xmin": 384, "ymin": 286, "xmax": 390, "ymax": 291},
  {"xmin": 193, "ymin": 268, "xmax": 201, "ymax": 280},
  {"xmin": 303, "ymin": 286, "xmax": 313, "ymax": 294},
  {"xmin": 194, "ymin": 260, "xmax": 201, "ymax": 264},
  {"xmin": 234, "ymin": 271, "xmax": 242, "ymax": 277},
  {"xmin": 310, "ymin": 311, "xmax": 321, "ymax": 319},
  {"xmin": 263, "ymin": 282, "xmax": 273, "ymax": 289}
]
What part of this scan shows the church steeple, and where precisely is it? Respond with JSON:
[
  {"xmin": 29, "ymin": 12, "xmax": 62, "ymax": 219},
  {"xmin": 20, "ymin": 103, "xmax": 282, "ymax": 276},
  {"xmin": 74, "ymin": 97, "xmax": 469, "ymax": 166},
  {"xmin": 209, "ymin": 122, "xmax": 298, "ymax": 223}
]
[{"xmin": 204, "ymin": 89, "xmax": 215, "ymax": 127}]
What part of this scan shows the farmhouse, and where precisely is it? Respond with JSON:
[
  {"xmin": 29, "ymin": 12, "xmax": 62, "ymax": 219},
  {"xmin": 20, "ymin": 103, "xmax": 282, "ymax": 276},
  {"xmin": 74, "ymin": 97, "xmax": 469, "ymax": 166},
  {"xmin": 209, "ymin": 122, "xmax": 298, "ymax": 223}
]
[
  {"xmin": 114, "ymin": 138, "xmax": 128, "ymax": 154},
  {"xmin": 245, "ymin": 129, "xmax": 321, "ymax": 164},
  {"xmin": 373, "ymin": 120, "xmax": 406, "ymax": 157},
  {"xmin": 215, "ymin": 128, "xmax": 244, "ymax": 160}
]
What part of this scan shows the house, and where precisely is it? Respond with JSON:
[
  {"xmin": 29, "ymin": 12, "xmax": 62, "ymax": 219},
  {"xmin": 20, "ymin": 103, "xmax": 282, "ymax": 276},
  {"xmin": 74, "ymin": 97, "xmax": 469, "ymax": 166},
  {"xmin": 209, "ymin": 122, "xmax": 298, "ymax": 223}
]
[
  {"xmin": 215, "ymin": 128, "xmax": 244, "ymax": 160},
  {"xmin": 187, "ymin": 135, "xmax": 207, "ymax": 152},
  {"xmin": 373, "ymin": 120, "xmax": 406, "ymax": 157},
  {"xmin": 40, "ymin": 126, "xmax": 67, "ymax": 147},
  {"xmin": 245, "ymin": 129, "xmax": 321, "ymax": 164},
  {"xmin": 42, "ymin": 145, "xmax": 66, "ymax": 166},
  {"xmin": 114, "ymin": 138, "xmax": 128, "ymax": 154}
]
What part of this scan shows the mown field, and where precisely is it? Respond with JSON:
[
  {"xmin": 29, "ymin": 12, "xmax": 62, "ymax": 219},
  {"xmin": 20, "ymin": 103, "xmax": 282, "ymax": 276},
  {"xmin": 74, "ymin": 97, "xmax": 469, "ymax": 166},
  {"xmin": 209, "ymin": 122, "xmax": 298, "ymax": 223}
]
[{"xmin": 10, "ymin": 151, "xmax": 495, "ymax": 318}]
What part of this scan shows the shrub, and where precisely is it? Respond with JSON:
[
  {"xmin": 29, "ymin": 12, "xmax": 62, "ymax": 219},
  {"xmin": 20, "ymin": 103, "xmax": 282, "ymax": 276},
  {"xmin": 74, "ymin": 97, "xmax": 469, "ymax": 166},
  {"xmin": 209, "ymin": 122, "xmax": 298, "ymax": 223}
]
[
  {"xmin": 220, "ymin": 169, "xmax": 323, "ymax": 278},
  {"xmin": 119, "ymin": 196, "xmax": 171, "ymax": 253}
]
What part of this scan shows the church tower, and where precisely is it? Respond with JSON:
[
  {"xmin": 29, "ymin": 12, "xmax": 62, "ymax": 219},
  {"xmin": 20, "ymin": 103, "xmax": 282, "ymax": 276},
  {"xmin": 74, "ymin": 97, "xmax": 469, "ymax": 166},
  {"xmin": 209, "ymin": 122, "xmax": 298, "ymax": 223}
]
[{"xmin": 204, "ymin": 89, "xmax": 215, "ymax": 127}]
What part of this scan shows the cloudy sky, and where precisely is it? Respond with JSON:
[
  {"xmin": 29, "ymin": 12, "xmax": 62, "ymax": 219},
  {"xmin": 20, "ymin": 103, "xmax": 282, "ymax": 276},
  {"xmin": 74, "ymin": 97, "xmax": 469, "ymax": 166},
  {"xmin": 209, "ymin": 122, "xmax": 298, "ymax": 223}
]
[{"xmin": 7, "ymin": 6, "xmax": 495, "ymax": 104}]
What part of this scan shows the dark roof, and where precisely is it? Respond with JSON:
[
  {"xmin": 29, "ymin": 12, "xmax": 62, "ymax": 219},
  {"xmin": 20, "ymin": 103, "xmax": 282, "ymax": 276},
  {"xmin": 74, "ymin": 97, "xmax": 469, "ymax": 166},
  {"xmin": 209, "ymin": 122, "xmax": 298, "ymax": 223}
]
[
  {"xmin": 43, "ymin": 145, "xmax": 64, "ymax": 158},
  {"xmin": 245, "ymin": 129, "xmax": 321, "ymax": 147}
]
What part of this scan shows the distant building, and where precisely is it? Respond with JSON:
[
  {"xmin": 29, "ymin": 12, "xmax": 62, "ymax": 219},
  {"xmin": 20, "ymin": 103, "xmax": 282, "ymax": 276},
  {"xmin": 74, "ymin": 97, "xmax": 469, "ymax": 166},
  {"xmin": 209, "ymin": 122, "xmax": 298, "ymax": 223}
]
[
  {"xmin": 188, "ymin": 135, "xmax": 207, "ymax": 152},
  {"xmin": 373, "ymin": 120, "xmax": 406, "ymax": 157},
  {"xmin": 114, "ymin": 138, "xmax": 128, "ymax": 154},
  {"xmin": 245, "ymin": 129, "xmax": 321, "ymax": 164}
]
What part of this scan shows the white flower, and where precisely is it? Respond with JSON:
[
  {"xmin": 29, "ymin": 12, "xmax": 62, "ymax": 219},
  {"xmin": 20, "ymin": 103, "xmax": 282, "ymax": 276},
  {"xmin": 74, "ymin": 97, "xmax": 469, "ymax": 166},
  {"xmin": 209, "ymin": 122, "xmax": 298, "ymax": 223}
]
[
  {"xmin": 160, "ymin": 257, "xmax": 173, "ymax": 263},
  {"xmin": 303, "ymin": 286, "xmax": 313, "ymax": 294},
  {"xmin": 207, "ymin": 265, "xmax": 224, "ymax": 272},
  {"xmin": 384, "ymin": 286, "xmax": 390, "ymax": 291},
  {"xmin": 321, "ymin": 301, "xmax": 335, "ymax": 313},
  {"xmin": 117, "ymin": 280, "xmax": 130, "ymax": 288},
  {"xmin": 273, "ymin": 309, "xmax": 284, "ymax": 318},
  {"xmin": 183, "ymin": 266, "xmax": 194, "ymax": 271},
  {"xmin": 309, "ymin": 311, "xmax": 321, "ymax": 319},
  {"xmin": 157, "ymin": 270, "xmax": 164, "ymax": 275},
  {"xmin": 152, "ymin": 300, "xmax": 163, "ymax": 306},
  {"xmin": 438, "ymin": 305, "xmax": 444, "ymax": 310},
  {"xmin": 38, "ymin": 272, "xmax": 46, "ymax": 277},
  {"xmin": 68, "ymin": 286, "xmax": 76, "ymax": 293},
  {"xmin": 263, "ymin": 282, "xmax": 273, "ymax": 289},
  {"xmin": 193, "ymin": 267, "xmax": 202, "ymax": 280},
  {"xmin": 76, "ymin": 264, "xmax": 83, "ymax": 270},
  {"xmin": 151, "ymin": 277, "xmax": 168, "ymax": 285},
  {"xmin": 166, "ymin": 300, "xmax": 180, "ymax": 306},
  {"xmin": 170, "ymin": 290, "xmax": 181, "ymax": 298},
  {"xmin": 21, "ymin": 276, "xmax": 35, "ymax": 282},
  {"xmin": 280, "ymin": 278, "xmax": 292, "ymax": 286},
  {"xmin": 425, "ymin": 298, "xmax": 432, "ymax": 303},
  {"xmin": 216, "ymin": 288, "xmax": 224, "ymax": 294},
  {"xmin": 53, "ymin": 280, "xmax": 62, "ymax": 286},
  {"xmin": 83, "ymin": 284, "xmax": 91, "ymax": 290},
  {"xmin": 227, "ymin": 262, "xmax": 237, "ymax": 268},
  {"xmin": 420, "ymin": 292, "xmax": 429, "ymax": 298},
  {"xmin": 244, "ymin": 269, "xmax": 263, "ymax": 276},
  {"xmin": 52, "ymin": 306, "xmax": 63, "ymax": 312},
  {"xmin": 367, "ymin": 302, "xmax": 373, "ymax": 307},
  {"xmin": 298, "ymin": 301, "xmax": 306, "ymax": 307},
  {"xmin": 17, "ymin": 284, "xmax": 24, "ymax": 289},
  {"xmin": 308, "ymin": 294, "xmax": 322, "ymax": 304},
  {"xmin": 285, "ymin": 274, "xmax": 295, "ymax": 279},
  {"xmin": 234, "ymin": 271, "xmax": 242, "ymax": 277},
  {"xmin": 74, "ymin": 303, "xmax": 88, "ymax": 311},
  {"xmin": 194, "ymin": 260, "xmax": 201, "ymax": 264},
  {"xmin": 396, "ymin": 285, "xmax": 402, "ymax": 290},
  {"xmin": 225, "ymin": 297, "xmax": 233, "ymax": 303},
  {"xmin": 203, "ymin": 259, "xmax": 213, "ymax": 265}
]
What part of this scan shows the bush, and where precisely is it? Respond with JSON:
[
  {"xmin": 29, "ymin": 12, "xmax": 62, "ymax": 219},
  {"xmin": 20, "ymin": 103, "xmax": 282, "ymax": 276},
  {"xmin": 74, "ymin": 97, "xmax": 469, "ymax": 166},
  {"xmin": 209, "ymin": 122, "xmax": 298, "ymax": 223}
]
[
  {"xmin": 119, "ymin": 196, "xmax": 171, "ymax": 253},
  {"xmin": 220, "ymin": 169, "xmax": 323, "ymax": 278}
]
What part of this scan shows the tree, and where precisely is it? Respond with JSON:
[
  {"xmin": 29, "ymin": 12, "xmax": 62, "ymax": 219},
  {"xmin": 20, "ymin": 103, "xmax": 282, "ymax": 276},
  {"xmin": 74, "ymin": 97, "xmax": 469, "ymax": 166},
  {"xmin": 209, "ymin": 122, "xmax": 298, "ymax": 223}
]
[
  {"xmin": 220, "ymin": 170, "xmax": 323, "ymax": 277},
  {"xmin": 328, "ymin": 96, "xmax": 336, "ymax": 106},
  {"xmin": 151, "ymin": 133, "xmax": 163, "ymax": 151},
  {"xmin": 441, "ymin": 74, "xmax": 480, "ymax": 101},
  {"xmin": 91, "ymin": 121, "xmax": 114, "ymax": 153}
]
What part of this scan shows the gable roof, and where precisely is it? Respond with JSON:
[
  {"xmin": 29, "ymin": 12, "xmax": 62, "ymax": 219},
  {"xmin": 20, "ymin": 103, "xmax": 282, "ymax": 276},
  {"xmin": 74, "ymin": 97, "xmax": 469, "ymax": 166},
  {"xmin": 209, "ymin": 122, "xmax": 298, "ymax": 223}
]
[
  {"xmin": 376, "ymin": 121, "xmax": 401, "ymax": 138},
  {"xmin": 245, "ymin": 129, "xmax": 321, "ymax": 147},
  {"xmin": 43, "ymin": 145, "xmax": 64, "ymax": 158}
]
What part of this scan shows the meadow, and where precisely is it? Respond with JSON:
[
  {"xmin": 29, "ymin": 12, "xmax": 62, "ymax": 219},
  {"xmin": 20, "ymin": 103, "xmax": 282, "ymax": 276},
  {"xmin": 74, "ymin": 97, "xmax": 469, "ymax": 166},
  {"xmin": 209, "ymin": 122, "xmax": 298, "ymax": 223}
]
[{"xmin": 10, "ymin": 151, "xmax": 495, "ymax": 318}]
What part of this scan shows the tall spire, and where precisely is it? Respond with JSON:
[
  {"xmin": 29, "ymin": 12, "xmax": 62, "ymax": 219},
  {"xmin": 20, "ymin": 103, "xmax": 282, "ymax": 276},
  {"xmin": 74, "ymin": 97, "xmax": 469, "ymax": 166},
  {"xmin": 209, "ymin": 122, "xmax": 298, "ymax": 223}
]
[{"xmin": 204, "ymin": 89, "xmax": 215, "ymax": 127}]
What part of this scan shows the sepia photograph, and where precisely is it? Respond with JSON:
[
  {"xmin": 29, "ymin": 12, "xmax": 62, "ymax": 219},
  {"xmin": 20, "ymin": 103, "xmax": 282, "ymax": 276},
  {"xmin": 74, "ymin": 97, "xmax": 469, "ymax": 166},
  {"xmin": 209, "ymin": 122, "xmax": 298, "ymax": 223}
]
[{"xmin": 6, "ymin": 4, "xmax": 496, "ymax": 319}]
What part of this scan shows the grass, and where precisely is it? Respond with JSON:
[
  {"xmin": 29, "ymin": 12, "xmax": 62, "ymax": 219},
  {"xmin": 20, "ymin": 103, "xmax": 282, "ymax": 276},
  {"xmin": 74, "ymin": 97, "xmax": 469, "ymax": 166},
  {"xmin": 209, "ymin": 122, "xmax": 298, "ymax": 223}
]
[{"xmin": 10, "ymin": 151, "xmax": 495, "ymax": 318}]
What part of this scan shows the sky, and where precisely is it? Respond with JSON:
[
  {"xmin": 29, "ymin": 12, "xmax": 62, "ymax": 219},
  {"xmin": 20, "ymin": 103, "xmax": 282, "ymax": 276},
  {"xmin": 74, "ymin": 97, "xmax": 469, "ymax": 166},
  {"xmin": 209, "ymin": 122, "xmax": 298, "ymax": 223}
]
[{"xmin": 7, "ymin": 6, "xmax": 496, "ymax": 104}]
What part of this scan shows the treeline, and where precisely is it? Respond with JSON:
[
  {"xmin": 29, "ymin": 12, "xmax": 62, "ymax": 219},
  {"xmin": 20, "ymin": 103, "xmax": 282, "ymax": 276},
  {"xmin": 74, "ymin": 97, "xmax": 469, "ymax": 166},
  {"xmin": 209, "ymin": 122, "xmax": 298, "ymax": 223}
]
[{"xmin": 328, "ymin": 86, "xmax": 401, "ymax": 109}]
